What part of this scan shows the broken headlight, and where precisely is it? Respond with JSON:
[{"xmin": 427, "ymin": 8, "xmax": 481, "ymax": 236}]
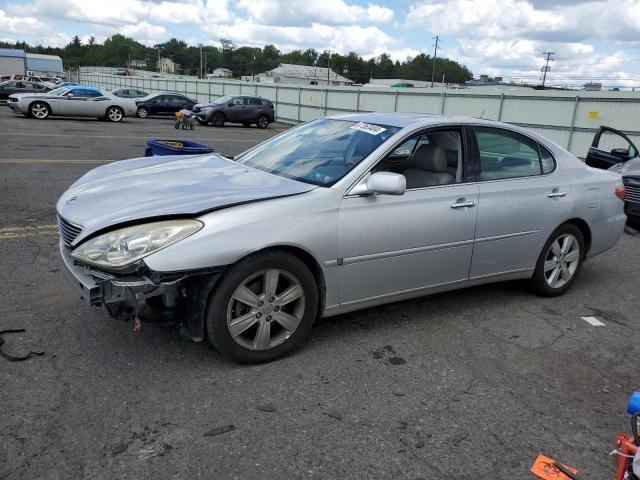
[{"xmin": 71, "ymin": 219, "xmax": 203, "ymax": 269}]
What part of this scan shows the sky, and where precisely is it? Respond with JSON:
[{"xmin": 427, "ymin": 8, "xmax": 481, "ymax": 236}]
[{"xmin": 1, "ymin": 0, "xmax": 640, "ymax": 87}]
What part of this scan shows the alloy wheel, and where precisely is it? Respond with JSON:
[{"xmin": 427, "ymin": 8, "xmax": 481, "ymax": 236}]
[
  {"xmin": 31, "ymin": 103, "xmax": 48, "ymax": 119},
  {"xmin": 137, "ymin": 107, "xmax": 148, "ymax": 118},
  {"xmin": 226, "ymin": 269, "xmax": 305, "ymax": 351},
  {"xmin": 257, "ymin": 115, "xmax": 268, "ymax": 129},
  {"xmin": 543, "ymin": 233, "xmax": 581, "ymax": 288},
  {"xmin": 107, "ymin": 107, "xmax": 123, "ymax": 122}
]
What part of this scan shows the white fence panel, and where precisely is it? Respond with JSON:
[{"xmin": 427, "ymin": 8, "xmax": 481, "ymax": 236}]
[{"xmin": 77, "ymin": 69, "xmax": 640, "ymax": 157}]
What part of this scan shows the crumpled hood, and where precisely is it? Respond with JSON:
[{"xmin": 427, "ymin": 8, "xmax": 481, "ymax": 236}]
[{"xmin": 57, "ymin": 153, "xmax": 315, "ymax": 245}]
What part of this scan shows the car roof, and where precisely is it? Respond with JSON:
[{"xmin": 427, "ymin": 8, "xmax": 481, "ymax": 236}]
[{"xmin": 330, "ymin": 112, "xmax": 505, "ymax": 129}]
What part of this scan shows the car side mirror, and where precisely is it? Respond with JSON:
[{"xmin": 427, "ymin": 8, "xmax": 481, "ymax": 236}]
[
  {"xmin": 611, "ymin": 148, "xmax": 630, "ymax": 159},
  {"xmin": 351, "ymin": 172, "xmax": 406, "ymax": 196}
]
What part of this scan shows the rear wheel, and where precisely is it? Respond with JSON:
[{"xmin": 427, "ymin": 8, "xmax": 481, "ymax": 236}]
[
  {"xmin": 105, "ymin": 106, "xmax": 124, "ymax": 122},
  {"xmin": 530, "ymin": 224, "xmax": 585, "ymax": 296},
  {"xmin": 30, "ymin": 102, "xmax": 49, "ymax": 119},
  {"xmin": 206, "ymin": 250, "xmax": 318, "ymax": 363},
  {"xmin": 212, "ymin": 112, "xmax": 225, "ymax": 127},
  {"xmin": 256, "ymin": 114, "xmax": 269, "ymax": 129},
  {"xmin": 136, "ymin": 107, "xmax": 148, "ymax": 118}
]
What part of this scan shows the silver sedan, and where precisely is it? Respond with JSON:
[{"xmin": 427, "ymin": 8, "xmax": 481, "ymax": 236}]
[
  {"xmin": 57, "ymin": 113, "xmax": 626, "ymax": 362},
  {"xmin": 7, "ymin": 85, "xmax": 137, "ymax": 121}
]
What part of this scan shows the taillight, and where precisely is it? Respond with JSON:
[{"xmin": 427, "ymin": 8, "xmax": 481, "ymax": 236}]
[{"xmin": 614, "ymin": 185, "xmax": 625, "ymax": 201}]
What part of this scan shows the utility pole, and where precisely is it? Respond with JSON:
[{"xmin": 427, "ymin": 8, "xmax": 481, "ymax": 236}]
[
  {"xmin": 327, "ymin": 50, "xmax": 331, "ymax": 86},
  {"xmin": 430, "ymin": 35, "xmax": 439, "ymax": 87},
  {"xmin": 541, "ymin": 51, "xmax": 555, "ymax": 88},
  {"xmin": 199, "ymin": 44, "xmax": 203, "ymax": 78},
  {"xmin": 157, "ymin": 48, "xmax": 161, "ymax": 73}
]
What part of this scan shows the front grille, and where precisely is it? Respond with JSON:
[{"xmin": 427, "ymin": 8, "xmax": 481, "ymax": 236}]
[
  {"xmin": 624, "ymin": 183, "xmax": 640, "ymax": 205},
  {"xmin": 192, "ymin": 106, "xmax": 201, "ymax": 113},
  {"xmin": 57, "ymin": 215, "xmax": 83, "ymax": 246}
]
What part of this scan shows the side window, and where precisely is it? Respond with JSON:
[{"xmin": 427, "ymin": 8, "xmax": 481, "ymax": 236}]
[
  {"xmin": 376, "ymin": 129, "xmax": 463, "ymax": 189},
  {"xmin": 540, "ymin": 146, "xmax": 556, "ymax": 174},
  {"xmin": 474, "ymin": 127, "xmax": 547, "ymax": 180},
  {"xmin": 597, "ymin": 130, "xmax": 637, "ymax": 157},
  {"xmin": 232, "ymin": 97, "xmax": 246, "ymax": 105},
  {"xmin": 247, "ymin": 98, "xmax": 261, "ymax": 105}
]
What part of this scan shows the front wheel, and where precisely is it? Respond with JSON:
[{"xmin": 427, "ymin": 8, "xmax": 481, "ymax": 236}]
[
  {"xmin": 30, "ymin": 102, "xmax": 49, "ymax": 119},
  {"xmin": 106, "ymin": 106, "xmax": 124, "ymax": 122},
  {"xmin": 212, "ymin": 112, "xmax": 225, "ymax": 127},
  {"xmin": 530, "ymin": 224, "xmax": 585, "ymax": 296},
  {"xmin": 136, "ymin": 107, "xmax": 149, "ymax": 118},
  {"xmin": 256, "ymin": 114, "xmax": 269, "ymax": 129},
  {"xmin": 206, "ymin": 250, "xmax": 318, "ymax": 363}
]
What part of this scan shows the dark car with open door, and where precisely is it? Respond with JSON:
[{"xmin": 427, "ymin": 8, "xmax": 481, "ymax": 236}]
[
  {"xmin": 192, "ymin": 95, "xmax": 275, "ymax": 128},
  {"xmin": 586, "ymin": 126, "xmax": 640, "ymax": 224},
  {"xmin": 135, "ymin": 92, "xmax": 197, "ymax": 118}
]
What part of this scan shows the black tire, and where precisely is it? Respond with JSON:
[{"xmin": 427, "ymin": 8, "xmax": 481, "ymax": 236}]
[
  {"xmin": 189, "ymin": 123, "xmax": 194, "ymax": 130},
  {"xmin": 136, "ymin": 107, "xmax": 149, "ymax": 118},
  {"xmin": 242, "ymin": 121, "xmax": 251, "ymax": 128},
  {"xmin": 174, "ymin": 123, "xmax": 180, "ymax": 129},
  {"xmin": 256, "ymin": 114, "xmax": 269, "ymax": 129},
  {"xmin": 530, "ymin": 223, "xmax": 585, "ymax": 297},
  {"xmin": 212, "ymin": 112, "xmax": 225, "ymax": 127},
  {"xmin": 105, "ymin": 106, "xmax": 124, "ymax": 122},
  {"xmin": 206, "ymin": 250, "xmax": 318, "ymax": 364},
  {"xmin": 197, "ymin": 118, "xmax": 208, "ymax": 126},
  {"xmin": 30, "ymin": 101, "xmax": 49, "ymax": 119}
]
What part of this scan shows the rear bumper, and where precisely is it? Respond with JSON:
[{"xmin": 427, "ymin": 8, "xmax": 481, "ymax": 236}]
[{"xmin": 587, "ymin": 211, "xmax": 627, "ymax": 258}]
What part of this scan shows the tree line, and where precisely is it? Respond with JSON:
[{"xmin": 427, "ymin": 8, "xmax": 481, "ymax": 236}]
[{"xmin": 0, "ymin": 34, "xmax": 473, "ymax": 84}]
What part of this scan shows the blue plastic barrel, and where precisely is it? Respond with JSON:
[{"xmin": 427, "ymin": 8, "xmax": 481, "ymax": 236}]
[{"xmin": 145, "ymin": 139, "xmax": 214, "ymax": 157}]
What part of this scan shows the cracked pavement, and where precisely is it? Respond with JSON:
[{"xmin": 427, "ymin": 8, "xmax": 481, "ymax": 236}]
[{"xmin": 0, "ymin": 107, "xmax": 639, "ymax": 479}]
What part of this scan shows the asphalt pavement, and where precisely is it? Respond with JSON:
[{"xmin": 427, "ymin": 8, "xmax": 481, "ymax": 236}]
[{"xmin": 0, "ymin": 106, "xmax": 639, "ymax": 480}]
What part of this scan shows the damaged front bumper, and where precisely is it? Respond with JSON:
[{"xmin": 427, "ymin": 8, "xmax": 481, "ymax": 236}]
[{"xmin": 59, "ymin": 240, "xmax": 221, "ymax": 341}]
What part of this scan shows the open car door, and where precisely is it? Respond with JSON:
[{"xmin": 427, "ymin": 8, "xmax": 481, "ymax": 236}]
[{"xmin": 585, "ymin": 126, "xmax": 639, "ymax": 169}]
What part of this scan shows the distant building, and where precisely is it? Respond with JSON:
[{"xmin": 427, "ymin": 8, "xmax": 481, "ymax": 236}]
[
  {"xmin": 252, "ymin": 63, "xmax": 353, "ymax": 86},
  {"xmin": 583, "ymin": 82, "xmax": 602, "ymax": 91},
  {"xmin": 159, "ymin": 57, "xmax": 178, "ymax": 74},
  {"xmin": 26, "ymin": 53, "xmax": 63, "ymax": 75},
  {"xmin": 367, "ymin": 78, "xmax": 444, "ymax": 88},
  {"xmin": 130, "ymin": 59, "xmax": 147, "ymax": 68},
  {"xmin": 467, "ymin": 75, "xmax": 503, "ymax": 86},
  {"xmin": 208, "ymin": 67, "xmax": 233, "ymax": 78},
  {"xmin": 0, "ymin": 48, "xmax": 27, "ymax": 77}
]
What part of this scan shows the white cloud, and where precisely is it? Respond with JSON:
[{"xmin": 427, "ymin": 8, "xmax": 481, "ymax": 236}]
[
  {"xmin": 0, "ymin": 8, "xmax": 42, "ymax": 33},
  {"xmin": 236, "ymin": 0, "xmax": 393, "ymax": 26}
]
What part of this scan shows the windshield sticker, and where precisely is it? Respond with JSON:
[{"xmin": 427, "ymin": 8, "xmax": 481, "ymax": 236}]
[
  {"xmin": 309, "ymin": 172, "xmax": 335, "ymax": 184},
  {"xmin": 350, "ymin": 122, "xmax": 386, "ymax": 135}
]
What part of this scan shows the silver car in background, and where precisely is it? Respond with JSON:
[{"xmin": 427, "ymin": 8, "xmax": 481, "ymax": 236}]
[
  {"xmin": 57, "ymin": 113, "xmax": 626, "ymax": 363},
  {"xmin": 7, "ymin": 85, "xmax": 137, "ymax": 122}
]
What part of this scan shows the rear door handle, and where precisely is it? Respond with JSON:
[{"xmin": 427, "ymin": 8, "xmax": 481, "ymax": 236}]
[
  {"xmin": 547, "ymin": 191, "xmax": 567, "ymax": 198},
  {"xmin": 451, "ymin": 200, "xmax": 476, "ymax": 209}
]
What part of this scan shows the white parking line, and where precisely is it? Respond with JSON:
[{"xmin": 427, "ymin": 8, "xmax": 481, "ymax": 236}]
[{"xmin": 581, "ymin": 316, "xmax": 605, "ymax": 326}]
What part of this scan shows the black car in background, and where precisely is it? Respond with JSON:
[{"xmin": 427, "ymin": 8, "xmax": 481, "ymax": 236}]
[
  {"xmin": 586, "ymin": 125, "xmax": 640, "ymax": 224},
  {"xmin": 192, "ymin": 95, "xmax": 275, "ymax": 128},
  {"xmin": 0, "ymin": 80, "xmax": 50, "ymax": 99},
  {"xmin": 135, "ymin": 92, "xmax": 198, "ymax": 118}
]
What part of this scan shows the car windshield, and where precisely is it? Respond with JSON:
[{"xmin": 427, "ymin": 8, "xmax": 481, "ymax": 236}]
[
  {"xmin": 48, "ymin": 87, "xmax": 68, "ymax": 96},
  {"xmin": 211, "ymin": 95, "xmax": 232, "ymax": 105},
  {"xmin": 235, "ymin": 118, "xmax": 400, "ymax": 186}
]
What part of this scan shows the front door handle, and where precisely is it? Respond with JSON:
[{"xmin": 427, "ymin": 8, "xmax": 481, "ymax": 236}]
[
  {"xmin": 451, "ymin": 200, "xmax": 476, "ymax": 209},
  {"xmin": 547, "ymin": 191, "xmax": 567, "ymax": 198}
]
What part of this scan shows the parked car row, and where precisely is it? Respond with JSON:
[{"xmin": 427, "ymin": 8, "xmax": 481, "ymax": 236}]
[
  {"xmin": 0, "ymin": 79, "xmax": 50, "ymax": 100},
  {"xmin": 134, "ymin": 92, "xmax": 275, "ymax": 128}
]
